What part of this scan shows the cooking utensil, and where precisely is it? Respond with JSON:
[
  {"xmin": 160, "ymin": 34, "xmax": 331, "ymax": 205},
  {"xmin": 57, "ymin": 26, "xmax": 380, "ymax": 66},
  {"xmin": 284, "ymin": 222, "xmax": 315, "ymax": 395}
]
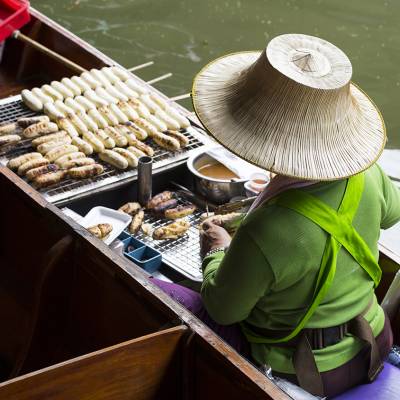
[{"xmin": 214, "ymin": 196, "xmax": 257, "ymax": 214}]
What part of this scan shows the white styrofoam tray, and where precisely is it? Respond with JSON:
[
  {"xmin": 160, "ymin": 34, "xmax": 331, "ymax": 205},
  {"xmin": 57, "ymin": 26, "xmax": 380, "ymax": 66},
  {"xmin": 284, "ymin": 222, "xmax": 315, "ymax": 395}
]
[{"xmin": 80, "ymin": 206, "xmax": 132, "ymax": 245}]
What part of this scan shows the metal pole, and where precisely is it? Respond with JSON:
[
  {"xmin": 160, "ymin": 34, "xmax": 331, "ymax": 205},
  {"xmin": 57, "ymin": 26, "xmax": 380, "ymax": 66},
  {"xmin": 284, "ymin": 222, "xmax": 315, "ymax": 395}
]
[{"xmin": 137, "ymin": 156, "xmax": 153, "ymax": 206}]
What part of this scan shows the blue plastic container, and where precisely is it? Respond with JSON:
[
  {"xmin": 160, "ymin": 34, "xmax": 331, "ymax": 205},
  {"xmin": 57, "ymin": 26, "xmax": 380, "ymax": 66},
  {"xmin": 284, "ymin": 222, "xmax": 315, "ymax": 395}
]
[
  {"xmin": 126, "ymin": 246, "xmax": 162, "ymax": 273},
  {"xmin": 122, "ymin": 236, "xmax": 146, "ymax": 253},
  {"xmin": 118, "ymin": 231, "xmax": 131, "ymax": 241}
]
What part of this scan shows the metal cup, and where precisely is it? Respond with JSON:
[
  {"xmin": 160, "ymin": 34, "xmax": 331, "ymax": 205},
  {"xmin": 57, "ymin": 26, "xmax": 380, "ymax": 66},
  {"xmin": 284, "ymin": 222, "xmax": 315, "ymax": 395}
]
[{"xmin": 138, "ymin": 156, "xmax": 152, "ymax": 206}]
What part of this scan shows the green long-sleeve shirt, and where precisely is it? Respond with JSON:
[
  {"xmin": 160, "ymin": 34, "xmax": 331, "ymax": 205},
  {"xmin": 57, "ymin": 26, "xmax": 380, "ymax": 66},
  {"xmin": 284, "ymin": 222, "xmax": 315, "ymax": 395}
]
[{"xmin": 201, "ymin": 164, "xmax": 400, "ymax": 373}]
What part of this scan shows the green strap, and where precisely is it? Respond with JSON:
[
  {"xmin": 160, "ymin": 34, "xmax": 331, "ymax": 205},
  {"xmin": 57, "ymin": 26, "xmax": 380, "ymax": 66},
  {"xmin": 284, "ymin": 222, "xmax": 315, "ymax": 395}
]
[{"xmin": 243, "ymin": 174, "xmax": 382, "ymax": 344}]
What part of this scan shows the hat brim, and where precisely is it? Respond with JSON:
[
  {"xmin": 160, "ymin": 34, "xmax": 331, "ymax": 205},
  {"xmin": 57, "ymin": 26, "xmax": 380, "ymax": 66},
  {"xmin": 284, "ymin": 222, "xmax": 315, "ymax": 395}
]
[{"xmin": 192, "ymin": 51, "xmax": 386, "ymax": 181}]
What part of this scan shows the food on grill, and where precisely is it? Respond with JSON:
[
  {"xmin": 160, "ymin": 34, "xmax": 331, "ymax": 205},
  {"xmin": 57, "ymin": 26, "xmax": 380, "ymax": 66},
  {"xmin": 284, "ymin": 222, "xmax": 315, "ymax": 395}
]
[
  {"xmin": 56, "ymin": 117, "xmax": 80, "ymax": 138},
  {"xmin": 37, "ymin": 137, "xmax": 73, "ymax": 154},
  {"xmin": 46, "ymin": 144, "xmax": 79, "ymax": 162},
  {"xmin": 64, "ymin": 97, "xmax": 85, "ymax": 113},
  {"xmin": 32, "ymin": 88, "xmax": 54, "ymax": 105},
  {"xmin": 119, "ymin": 202, "xmax": 142, "ymax": 216},
  {"xmin": 55, "ymin": 151, "xmax": 86, "ymax": 166},
  {"xmin": 18, "ymin": 158, "xmax": 49, "ymax": 176},
  {"xmin": 0, "ymin": 134, "xmax": 21, "ymax": 147},
  {"xmin": 101, "ymin": 67, "xmax": 120, "ymax": 84},
  {"xmin": 42, "ymin": 84, "xmax": 63, "ymax": 101},
  {"xmin": 26, "ymin": 164, "xmax": 58, "ymax": 181},
  {"xmin": 125, "ymin": 78, "xmax": 147, "ymax": 95},
  {"xmin": 87, "ymin": 223, "xmax": 113, "ymax": 239},
  {"xmin": 32, "ymin": 131, "xmax": 68, "ymax": 147},
  {"xmin": 127, "ymin": 98, "xmax": 151, "ymax": 118},
  {"xmin": 7, "ymin": 152, "xmax": 43, "ymax": 170},
  {"xmin": 93, "ymin": 129, "xmax": 115, "ymax": 149},
  {"xmin": 114, "ymin": 80, "xmax": 138, "ymax": 99},
  {"xmin": 99, "ymin": 149, "xmax": 129, "ymax": 169},
  {"xmin": 61, "ymin": 77, "xmax": 82, "ymax": 96},
  {"xmin": 98, "ymin": 105, "xmax": 119, "ymax": 125},
  {"xmin": 152, "ymin": 198, "xmax": 179, "ymax": 216},
  {"xmin": 22, "ymin": 121, "xmax": 58, "ymax": 138},
  {"xmin": 21, "ymin": 89, "xmax": 43, "ymax": 111},
  {"xmin": 146, "ymin": 114, "xmax": 168, "ymax": 132},
  {"xmin": 43, "ymin": 102, "xmax": 65, "ymax": 121},
  {"xmin": 33, "ymin": 170, "xmax": 67, "ymax": 188},
  {"xmin": 81, "ymin": 131, "xmax": 105, "ymax": 153},
  {"xmin": 129, "ymin": 210, "xmax": 145, "ymax": 234},
  {"xmin": 200, "ymin": 212, "xmax": 243, "ymax": 235},
  {"xmin": 95, "ymin": 86, "xmax": 118, "ymax": 104},
  {"xmin": 71, "ymin": 136, "xmax": 94, "ymax": 155},
  {"xmin": 81, "ymin": 71, "xmax": 102, "ymax": 89},
  {"xmin": 109, "ymin": 102, "xmax": 129, "ymax": 123},
  {"xmin": 75, "ymin": 95, "xmax": 96, "ymax": 111},
  {"xmin": 75, "ymin": 111, "xmax": 98, "ymax": 132},
  {"xmin": 61, "ymin": 157, "xmax": 95, "ymax": 169},
  {"xmin": 141, "ymin": 223, "xmax": 153, "ymax": 236},
  {"xmin": 68, "ymin": 113, "xmax": 89, "ymax": 135},
  {"xmin": 84, "ymin": 89, "xmax": 108, "ymax": 108},
  {"xmin": 165, "ymin": 204, "xmax": 197, "ymax": 220},
  {"xmin": 127, "ymin": 146, "xmax": 146, "ymax": 159},
  {"xmin": 131, "ymin": 117, "xmax": 158, "ymax": 137},
  {"xmin": 152, "ymin": 132, "xmax": 180, "ymax": 151},
  {"xmin": 112, "ymin": 66, "xmax": 131, "ymax": 81},
  {"xmin": 90, "ymin": 68, "xmax": 112, "ymax": 87},
  {"xmin": 140, "ymin": 94, "xmax": 162, "ymax": 114},
  {"xmin": 0, "ymin": 122, "xmax": 20, "ymax": 135},
  {"xmin": 68, "ymin": 163, "xmax": 104, "ymax": 179},
  {"xmin": 124, "ymin": 121, "xmax": 148, "ymax": 140},
  {"xmin": 51, "ymin": 81, "xmax": 74, "ymax": 98},
  {"xmin": 103, "ymin": 126, "xmax": 128, "ymax": 147},
  {"xmin": 165, "ymin": 130, "xmax": 189, "ymax": 147},
  {"xmin": 152, "ymin": 219, "xmax": 190, "ymax": 240},
  {"xmin": 106, "ymin": 84, "xmax": 129, "ymax": 103},
  {"xmin": 71, "ymin": 76, "xmax": 91, "ymax": 93},
  {"xmin": 146, "ymin": 191, "xmax": 175, "ymax": 209},
  {"xmin": 126, "ymin": 136, "xmax": 154, "ymax": 156},
  {"xmin": 155, "ymin": 109, "xmax": 180, "ymax": 130},
  {"xmin": 117, "ymin": 101, "xmax": 139, "ymax": 121},
  {"xmin": 164, "ymin": 106, "xmax": 190, "ymax": 128},
  {"xmin": 88, "ymin": 108, "xmax": 109, "ymax": 128},
  {"xmin": 53, "ymin": 100, "xmax": 72, "ymax": 116},
  {"xmin": 17, "ymin": 115, "xmax": 50, "ymax": 128},
  {"xmin": 113, "ymin": 147, "xmax": 139, "ymax": 167}
]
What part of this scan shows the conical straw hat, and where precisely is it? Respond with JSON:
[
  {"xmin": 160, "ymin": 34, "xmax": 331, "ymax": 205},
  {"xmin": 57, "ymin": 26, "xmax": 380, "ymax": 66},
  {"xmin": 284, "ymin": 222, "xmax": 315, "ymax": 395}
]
[{"xmin": 192, "ymin": 33, "xmax": 386, "ymax": 180}]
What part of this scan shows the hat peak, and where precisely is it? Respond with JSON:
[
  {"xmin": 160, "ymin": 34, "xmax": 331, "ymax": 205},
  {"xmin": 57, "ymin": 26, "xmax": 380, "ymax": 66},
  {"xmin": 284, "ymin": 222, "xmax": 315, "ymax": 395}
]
[{"xmin": 289, "ymin": 48, "xmax": 332, "ymax": 77}]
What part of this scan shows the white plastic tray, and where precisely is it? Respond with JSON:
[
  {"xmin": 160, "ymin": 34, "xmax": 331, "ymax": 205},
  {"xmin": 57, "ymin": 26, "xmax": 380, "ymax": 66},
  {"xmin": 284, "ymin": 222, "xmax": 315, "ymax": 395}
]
[{"xmin": 80, "ymin": 206, "xmax": 132, "ymax": 245}]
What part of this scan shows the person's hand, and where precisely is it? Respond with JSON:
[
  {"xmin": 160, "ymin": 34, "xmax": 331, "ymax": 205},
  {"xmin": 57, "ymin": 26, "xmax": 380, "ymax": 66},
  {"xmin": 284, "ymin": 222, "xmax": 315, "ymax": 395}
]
[{"xmin": 200, "ymin": 219, "xmax": 231, "ymax": 259}]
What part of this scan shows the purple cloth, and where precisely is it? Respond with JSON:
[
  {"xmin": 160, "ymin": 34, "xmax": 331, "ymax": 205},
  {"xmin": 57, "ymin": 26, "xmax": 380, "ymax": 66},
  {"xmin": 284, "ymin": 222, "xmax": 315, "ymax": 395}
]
[
  {"xmin": 150, "ymin": 277, "xmax": 249, "ymax": 356},
  {"xmin": 333, "ymin": 362, "xmax": 400, "ymax": 400}
]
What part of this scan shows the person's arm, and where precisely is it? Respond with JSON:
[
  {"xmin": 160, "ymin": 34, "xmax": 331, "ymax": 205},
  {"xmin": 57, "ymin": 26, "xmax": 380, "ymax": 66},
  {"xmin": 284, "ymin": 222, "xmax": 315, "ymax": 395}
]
[
  {"xmin": 201, "ymin": 226, "xmax": 274, "ymax": 325},
  {"xmin": 379, "ymin": 166, "xmax": 400, "ymax": 228}
]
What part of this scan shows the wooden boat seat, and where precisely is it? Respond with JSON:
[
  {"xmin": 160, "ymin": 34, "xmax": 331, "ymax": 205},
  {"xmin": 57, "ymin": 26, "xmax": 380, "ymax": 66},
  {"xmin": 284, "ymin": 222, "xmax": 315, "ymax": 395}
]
[{"xmin": 333, "ymin": 362, "xmax": 400, "ymax": 400}]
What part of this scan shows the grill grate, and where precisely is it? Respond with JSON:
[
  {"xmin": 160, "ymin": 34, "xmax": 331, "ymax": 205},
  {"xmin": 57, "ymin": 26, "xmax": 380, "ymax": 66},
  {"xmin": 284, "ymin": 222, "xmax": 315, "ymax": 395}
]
[
  {"xmin": 127, "ymin": 197, "xmax": 203, "ymax": 281},
  {"xmin": 0, "ymin": 96, "xmax": 205, "ymax": 204}
]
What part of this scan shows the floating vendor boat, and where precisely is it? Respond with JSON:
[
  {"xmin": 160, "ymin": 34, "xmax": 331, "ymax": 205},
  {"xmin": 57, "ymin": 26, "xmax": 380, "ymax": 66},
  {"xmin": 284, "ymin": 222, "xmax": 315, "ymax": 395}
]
[{"xmin": 0, "ymin": 4, "xmax": 399, "ymax": 400}]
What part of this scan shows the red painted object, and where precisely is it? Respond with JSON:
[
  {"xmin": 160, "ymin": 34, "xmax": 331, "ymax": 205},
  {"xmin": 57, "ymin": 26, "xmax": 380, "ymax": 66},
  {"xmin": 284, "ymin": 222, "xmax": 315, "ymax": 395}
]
[{"xmin": 0, "ymin": 0, "xmax": 30, "ymax": 42}]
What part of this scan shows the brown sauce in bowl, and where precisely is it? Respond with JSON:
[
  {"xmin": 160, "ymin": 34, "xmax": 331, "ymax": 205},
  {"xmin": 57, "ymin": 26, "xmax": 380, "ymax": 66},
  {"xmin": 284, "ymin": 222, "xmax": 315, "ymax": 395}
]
[{"xmin": 197, "ymin": 162, "xmax": 238, "ymax": 180}]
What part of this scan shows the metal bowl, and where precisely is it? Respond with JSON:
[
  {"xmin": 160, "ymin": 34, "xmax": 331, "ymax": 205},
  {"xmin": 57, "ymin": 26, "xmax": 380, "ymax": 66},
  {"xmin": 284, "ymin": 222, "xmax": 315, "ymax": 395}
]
[{"xmin": 187, "ymin": 151, "xmax": 247, "ymax": 204}]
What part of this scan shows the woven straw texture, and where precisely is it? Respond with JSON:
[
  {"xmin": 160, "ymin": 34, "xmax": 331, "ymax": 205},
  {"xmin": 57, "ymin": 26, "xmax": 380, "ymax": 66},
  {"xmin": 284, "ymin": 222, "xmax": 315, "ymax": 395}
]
[{"xmin": 192, "ymin": 34, "xmax": 386, "ymax": 180}]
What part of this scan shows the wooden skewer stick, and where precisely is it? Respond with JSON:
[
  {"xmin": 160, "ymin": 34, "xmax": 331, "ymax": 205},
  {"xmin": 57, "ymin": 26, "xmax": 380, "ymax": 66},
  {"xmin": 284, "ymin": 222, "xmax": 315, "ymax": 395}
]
[
  {"xmin": 12, "ymin": 30, "xmax": 86, "ymax": 74},
  {"xmin": 170, "ymin": 93, "xmax": 191, "ymax": 101},
  {"xmin": 127, "ymin": 61, "xmax": 154, "ymax": 72},
  {"xmin": 146, "ymin": 73, "xmax": 172, "ymax": 85}
]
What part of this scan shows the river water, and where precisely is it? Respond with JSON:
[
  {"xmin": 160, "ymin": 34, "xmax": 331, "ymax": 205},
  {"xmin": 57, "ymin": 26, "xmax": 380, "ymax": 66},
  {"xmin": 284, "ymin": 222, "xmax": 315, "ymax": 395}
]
[{"xmin": 33, "ymin": 0, "xmax": 400, "ymax": 148}]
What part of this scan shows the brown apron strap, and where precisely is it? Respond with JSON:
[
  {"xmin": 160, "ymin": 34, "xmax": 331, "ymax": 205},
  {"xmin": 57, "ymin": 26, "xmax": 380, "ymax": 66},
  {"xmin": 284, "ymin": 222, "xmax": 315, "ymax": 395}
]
[
  {"xmin": 348, "ymin": 315, "xmax": 383, "ymax": 382},
  {"xmin": 292, "ymin": 332, "xmax": 325, "ymax": 397}
]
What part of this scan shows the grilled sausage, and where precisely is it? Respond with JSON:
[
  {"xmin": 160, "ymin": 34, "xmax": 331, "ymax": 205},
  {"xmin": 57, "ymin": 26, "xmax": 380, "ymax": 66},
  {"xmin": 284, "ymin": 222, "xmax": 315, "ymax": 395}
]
[
  {"xmin": 0, "ymin": 122, "xmax": 19, "ymax": 135},
  {"xmin": 68, "ymin": 163, "xmax": 104, "ymax": 179},
  {"xmin": 31, "ymin": 131, "xmax": 68, "ymax": 147},
  {"xmin": 103, "ymin": 126, "xmax": 128, "ymax": 147},
  {"xmin": 18, "ymin": 158, "xmax": 49, "ymax": 176},
  {"xmin": 46, "ymin": 144, "xmax": 79, "ymax": 162},
  {"xmin": 146, "ymin": 191, "xmax": 175, "ymax": 209},
  {"xmin": 124, "ymin": 121, "xmax": 148, "ymax": 140},
  {"xmin": 152, "ymin": 219, "xmax": 190, "ymax": 240},
  {"xmin": 61, "ymin": 157, "xmax": 95, "ymax": 169},
  {"xmin": 23, "ymin": 121, "xmax": 58, "ymax": 138},
  {"xmin": 71, "ymin": 136, "xmax": 94, "ymax": 155},
  {"xmin": 88, "ymin": 108, "xmax": 109, "ymax": 128},
  {"xmin": 152, "ymin": 132, "xmax": 180, "ymax": 151},
  {"xmin": 56, "ymin": 117, "xmax": 80, "ymax": 138},
  {"xmin": 7, "ymin": 152, "xmax": 42, "ymax": 170},
  {"xmin": 127, "ymin": 146, "xmax": 146, "ymax": 159},
  {"xmin": 0, "ymin": 134, "xmax": 21, "ymax": 147},
  {"xmin": 33, "ymin": 170, "xmax": 67, "ymax": 188},
  {"xmin": 26, "ymin": 164, "xmax": 58, "ymax": 181},
  {"xmin": 155, "ymin": 109, "xmax": 180, "ymax": 130},
  {"xmin": 165, "ymin": 204, "xmax": 197, "ymax": 220},
  {"xmin": 125, "ymin": 136, "xmax": 154, "ymax": 156},
  {"xmin": 131, "ymin": 117, "xmax": 158, "ymax": 137},
  {"xmin": 118, "ymin": 202, "xmax": 141, "ymax": 216},
  {"xmin": 81, "ymin": 131, "xmax": 105, "ymax": 153},
  {"xmin": 37, "ymin": 137, "xmax": 73, "ymax": 154},
  {"xmin": 117, "ymin": 101, "xmax": 139, "ymax": 121},
  {"xmin": 129, "ymin": 210, "xmax": 144, "ymax": 234},
  {"xmin": 98, "ymin": 105, "xmax": 119, "ymax": 125},
  {"xmin": 99, "ymin": 149, "xmax": 128, "ymax": 169},
  {"xmin": 164, "ymin": 130, "xmax": 189, "ymax": 147},
  {"xmin": 112, "ymin": 147, "xmax": 138, "ymax": 167},
  {"xmin": 93, "ymin": 129, "xmax": 115, "ymax": 149},
  {"xmin": 146, "ymin": 114, "xmax": 168, "ymax": 132},
  {"xmin": 54, "ymin": 152, "xmax": 86, "ymax": 166},
  {"xmin": 152, "ymin": 199, "xmax": 179, "ymax": 216},
  {"xmin": 21, "ymin": 89, "xmax": 43, "ymax": 111},
  {"xmin": 17, "ymin": 115, "xmax": 50, "ymax": 128}
]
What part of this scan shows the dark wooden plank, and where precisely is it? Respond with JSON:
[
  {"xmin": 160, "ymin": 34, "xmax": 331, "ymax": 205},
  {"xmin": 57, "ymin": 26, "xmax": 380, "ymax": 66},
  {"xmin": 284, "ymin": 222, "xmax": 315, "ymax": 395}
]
[{"xmin": 0, "ymin": 326, "xmax": 187, "ymax": 400}]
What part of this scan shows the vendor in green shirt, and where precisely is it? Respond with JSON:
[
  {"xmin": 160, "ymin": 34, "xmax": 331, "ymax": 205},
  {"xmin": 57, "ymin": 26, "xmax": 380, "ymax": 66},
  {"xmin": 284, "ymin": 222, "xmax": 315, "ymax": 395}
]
[{"xmin": 151, "ymin": 33, "xmax": 399, "ymax": 398}]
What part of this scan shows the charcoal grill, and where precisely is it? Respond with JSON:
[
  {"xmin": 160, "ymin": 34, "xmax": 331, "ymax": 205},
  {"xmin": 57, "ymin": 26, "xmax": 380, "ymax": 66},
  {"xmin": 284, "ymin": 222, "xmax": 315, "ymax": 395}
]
[{"xmin": 0, "ymin": 95, "xmax": 208, "ymax": 205}]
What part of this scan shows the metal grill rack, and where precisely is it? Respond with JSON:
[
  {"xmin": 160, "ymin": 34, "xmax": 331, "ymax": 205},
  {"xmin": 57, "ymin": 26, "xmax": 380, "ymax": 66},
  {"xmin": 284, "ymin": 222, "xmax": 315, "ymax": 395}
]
[
  {"xmin": 129, "ymin": 198, "xmax": 204, "ymax": 281},
  {"xmin": 0, "ymin": 95, "xmax": 207, "ymax": 205}
]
